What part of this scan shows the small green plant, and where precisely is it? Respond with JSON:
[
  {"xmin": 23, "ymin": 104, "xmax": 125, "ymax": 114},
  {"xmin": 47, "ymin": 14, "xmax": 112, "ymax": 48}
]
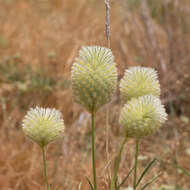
[
  {"xmin": 0, "ymin": 57, "xmax": 71, "ymax": 111},
  {"xmin": 0, "ymin": 59, "xmax": 56, "ymax": 90},
  {"xmin": 22, "ymin": 107, "xmax": 65, "ymax": 190},
  {"xmin": 0, "ymin": 60, "xmax": 24, "ymax": 83},
  {"xmin": 72, "ymin": 46, "xmax": 118, "ymax": 190}
]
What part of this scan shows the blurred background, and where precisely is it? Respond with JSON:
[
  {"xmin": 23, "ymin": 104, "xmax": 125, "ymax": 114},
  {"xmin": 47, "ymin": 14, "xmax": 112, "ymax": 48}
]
[{"xmin": 0, "ymin": 0, "xmax": 190, "ymax": 189}]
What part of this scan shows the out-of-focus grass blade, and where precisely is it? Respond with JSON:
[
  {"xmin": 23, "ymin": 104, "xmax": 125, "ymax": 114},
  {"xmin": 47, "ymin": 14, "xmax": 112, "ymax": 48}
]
[
  {"xmin": 135, "ymin": 158, "xmax": 157, "ymax": 188},
  {"xmin": 171, "ymin": 163, "xmax": 190, "ymax": 177},
  {"xmin": 52, "ymin": 186, "xmax": 58, "ymax": 190},
  {"xmin": 50, "ymin": 185, "xmax": 57, "ymax": 190},
  {"xmin": 140, "ymin": 172, "xmax": 162, "ymax": 190},
  {"xmin": 117, "ymin": 167, "xmax": 134, "ymax": 190},
  {"xmin": 85, "ymin": 176, "xmax": 94, "ymax": 190},
  {"xmin": 78, "ymin": 182, "xmax": 82, "ymax": 190},
  {"xmin": 115, "ymin": 176, "xmax": 120, "ymax": 190}
]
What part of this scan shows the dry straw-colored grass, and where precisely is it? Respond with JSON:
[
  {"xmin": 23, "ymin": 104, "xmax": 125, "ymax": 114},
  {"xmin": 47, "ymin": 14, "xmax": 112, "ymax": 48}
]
[{"xmin": 0, "ymin": 0, "xmax": 190, "ymax": 189}]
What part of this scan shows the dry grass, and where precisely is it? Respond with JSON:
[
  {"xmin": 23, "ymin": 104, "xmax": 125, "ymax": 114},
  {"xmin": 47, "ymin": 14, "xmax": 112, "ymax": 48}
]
[{"xmin": 0, "ymin": 0, "xmax": 190, "ymax": 189}]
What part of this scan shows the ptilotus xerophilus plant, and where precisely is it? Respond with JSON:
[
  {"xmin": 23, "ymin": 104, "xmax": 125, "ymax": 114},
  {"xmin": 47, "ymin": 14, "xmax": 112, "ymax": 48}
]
[
  {"xmin": 120, "ymin": 66, "xmax": 160, "ymax": 103},
  {"xmin": 118, "ymin": 95, "xmax": 167, "ymax": 190},
  {"xmin": 110, "ymin": 67, "xmax": 166, "ymax": 190},
  {"xmin": 22, "ymin": 107, "xmax": 65, "ymax": 190},
  {"xmin": 72, "ymin": 46, "xmax": 118, "ymax": 190}
]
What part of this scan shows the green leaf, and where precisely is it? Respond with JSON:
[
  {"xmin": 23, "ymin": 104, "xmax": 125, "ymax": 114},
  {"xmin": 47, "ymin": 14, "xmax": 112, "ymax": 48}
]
[
  {"xmin": 135, "ymin": 158, "xmax": 157, "ymax": 188},
  {"xmin": 117, "ymin": 167, "xmax": 134, "ymax": 190},
  {"xmin": 85, "ymin": 176, "xmax": 94, "ymax": 190},
  {"xmin": 140, "ymin": 172, "xmax": 162, "ymax": 190}
]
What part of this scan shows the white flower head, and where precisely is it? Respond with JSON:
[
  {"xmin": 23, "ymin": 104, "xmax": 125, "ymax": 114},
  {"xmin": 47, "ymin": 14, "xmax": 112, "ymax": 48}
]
[
  {"xmin": 119, "ymin": 95, "xmax": 167, "ymax": 138},
  {"xmin": 72, "ymin": 46, "xmax": 117, "ymax": 113},
  {"xmin": 120, "ymin": 66, "xmax": 160, "ymax": 103},
  {"xmin": 22, "ymin": 107, "xmax": 64, "ymax": 147}
]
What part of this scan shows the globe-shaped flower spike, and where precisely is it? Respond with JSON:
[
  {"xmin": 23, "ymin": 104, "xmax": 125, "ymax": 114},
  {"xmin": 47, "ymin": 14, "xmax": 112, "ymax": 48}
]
[
  {"xmin": 22, "ymin": 107, "xmax": 64, "ymax": 147},
  {"xmin": 119, "ymin": 95, "xmax": 167, "ymax": 138},
  {"xmin": 72, "ymin": 46, "xmax": 118, "ymax": 113},
  {"xmin": 120, "ymin": 66, "xmax": 160, "ymax": 103}
]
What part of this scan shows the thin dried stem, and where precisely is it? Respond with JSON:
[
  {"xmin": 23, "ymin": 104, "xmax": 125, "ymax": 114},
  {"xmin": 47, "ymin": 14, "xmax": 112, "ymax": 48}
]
[
  {"xmin": 104, "ymin": 0, "xmax": 111, "ymax": 183},
  {"xmin": 104, "ymin": 0, "xmax": 111, "ymax": 48}
]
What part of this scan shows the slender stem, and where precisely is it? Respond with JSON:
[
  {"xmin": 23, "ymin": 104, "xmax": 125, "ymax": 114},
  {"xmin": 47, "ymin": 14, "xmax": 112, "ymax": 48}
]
[
  {"xmin": 104, "ymin": 0, "xmax": 111, "ymax": 48},
  {"xmin": 133, "ymin": 139, "xmax": 139, "ymax": 190},
  {"xmin": 106, "ymin": 106, "xmax": 111, "ymax": 179},
  {"xmin": 91, "ymin": 112, "xmax": 97, "ymax": 190},
  {"xmin": 104, "ymin": 0, "xmax": 111, "ymax": 181},
  {"xmin": 110, "ymin": 136, "xmax": 127, "ymax": 190},
  {"xmin": 42, "ymin": 146, "xmax": 50, "ymax": 190}
]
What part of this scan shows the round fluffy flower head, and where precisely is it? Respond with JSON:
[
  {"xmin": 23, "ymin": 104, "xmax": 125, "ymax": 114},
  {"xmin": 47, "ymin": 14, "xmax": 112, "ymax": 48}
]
[
  {"xmin": 22, "ymin": 107, "xmax": 64, "ymax": 147},
  {"xmin": 72, "ymin": 46, "xmax": 117, "ymax": 113},
  {"xmin": 120, "ymin": 66, "xmax": 160, "ymax": 103},
  {"xmin": 119, "ymin": 95, "xmax": 167, "ymax": 138}
]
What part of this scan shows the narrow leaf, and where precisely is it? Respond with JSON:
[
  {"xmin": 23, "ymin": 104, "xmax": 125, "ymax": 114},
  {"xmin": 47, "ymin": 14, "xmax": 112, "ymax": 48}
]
[
  {"xmin": 85, "ymin": 176, "xmax": 94, "ymax": 190},
  {"xmin": 115, "ymin": 176, "xmax": 118, "ymax": 190},
  {"xmin": 117, "ymin": 167, "xmax": 134, "ymax": 190},
  {"xmin": 135, "ymin": 158, "xmax": 157, "ymax": 188},
  {"xmin": 140, "ymin": 172, "xmax": 162, "ymax": 190}
]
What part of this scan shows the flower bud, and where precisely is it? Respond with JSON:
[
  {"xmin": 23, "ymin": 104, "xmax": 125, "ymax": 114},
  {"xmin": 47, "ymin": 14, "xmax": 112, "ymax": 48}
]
[
  {"xmin": 120, "ymin": 66, "xmax": 160, "ymax": 103},
  {"xmin": 119, "ymin": 95, "xmax": 167, "ymax": 138},
  {"xmin": 72, "ymin": 46, "xmax": 117, "ymax": 113},
  {"xmin": 22, "ymin": 107, "xmax": 64, "ymax": 147}
]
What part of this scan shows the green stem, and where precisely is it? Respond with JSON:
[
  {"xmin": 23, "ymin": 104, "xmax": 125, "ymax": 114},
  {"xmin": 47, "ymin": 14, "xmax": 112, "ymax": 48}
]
[
  {"xmin": 91, "ymin": 112, "xmax": 97, "ymax": 190},
  {"xmin": 42, "ymin": 146, "xmax": 50, "ymax": 190},
  {"xmin": 106, "ymin": 105, "xmax": 111, "ymax": 180},
  {"xmin": 110, "ymin": 136, "xmax": 127, "ymax": 190},
  {"xmin": 133, "ymin": 139, "xmax": 139, "ymax": 190}
]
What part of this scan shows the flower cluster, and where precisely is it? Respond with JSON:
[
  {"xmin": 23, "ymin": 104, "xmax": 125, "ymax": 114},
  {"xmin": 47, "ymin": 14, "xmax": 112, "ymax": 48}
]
[
  {"xmin": 22, "ymin": 107, "xmax": 64, "ymax": 147},
  {"xmin": 20, "ymin": 37, "xmax": 168, "ymax": 190},
  {"xmin": 119, "ymin": 66, "xmax": 167, "ymax": 138},
  {"xmin": 71, "ymin": 46, "xmax": 117, "ymax": 113},
  {"xmin": 22, "ymin": 48, "xmax": 167, "ymax": 142}
]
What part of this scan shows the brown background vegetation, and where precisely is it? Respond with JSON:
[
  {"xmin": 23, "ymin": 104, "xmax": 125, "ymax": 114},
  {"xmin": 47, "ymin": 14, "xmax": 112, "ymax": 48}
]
[{"xmin": 0, "ymin": 0, "xmax": 190, "ymax": 189}]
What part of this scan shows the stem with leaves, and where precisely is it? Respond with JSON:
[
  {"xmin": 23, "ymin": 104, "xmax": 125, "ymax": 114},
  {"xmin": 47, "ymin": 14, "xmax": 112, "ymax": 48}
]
[{"xmin": 110, "ymin": 136, "xmax": 127, "ymax": 190}]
